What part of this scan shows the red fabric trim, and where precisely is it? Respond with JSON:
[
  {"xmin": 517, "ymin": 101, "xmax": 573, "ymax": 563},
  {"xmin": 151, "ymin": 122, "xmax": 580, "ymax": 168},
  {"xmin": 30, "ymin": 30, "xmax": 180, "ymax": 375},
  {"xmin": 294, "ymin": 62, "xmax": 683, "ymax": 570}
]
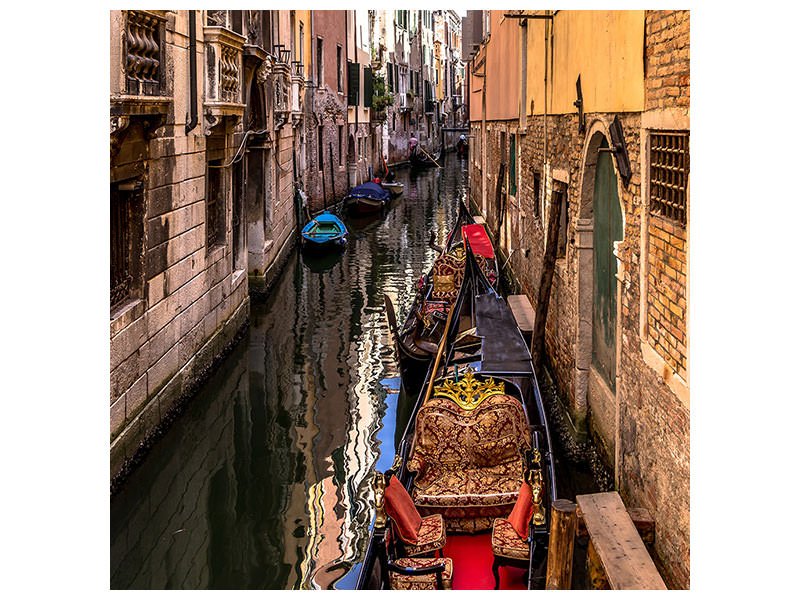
[
  {"xmin": 385, "ymin": 476, "xmax": 422, "ymax": 544},
  {"xmin": 507, "ymin": 483, "xmax": 533, "ymax": 539},
  {"xmin": 462, "ymin": 224, "xmax": 494, "ymax": 259}
]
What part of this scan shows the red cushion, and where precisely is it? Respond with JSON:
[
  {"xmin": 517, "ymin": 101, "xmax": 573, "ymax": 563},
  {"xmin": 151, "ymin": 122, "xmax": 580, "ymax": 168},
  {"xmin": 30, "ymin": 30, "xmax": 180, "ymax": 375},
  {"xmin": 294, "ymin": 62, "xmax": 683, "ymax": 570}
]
[
  {"xmin": 384, "ymin": 475, "xmax": 422, "ymax": 543},
  {"xmin": 507, "ymin": 482, "xmax": 533, "ymax": 539}
]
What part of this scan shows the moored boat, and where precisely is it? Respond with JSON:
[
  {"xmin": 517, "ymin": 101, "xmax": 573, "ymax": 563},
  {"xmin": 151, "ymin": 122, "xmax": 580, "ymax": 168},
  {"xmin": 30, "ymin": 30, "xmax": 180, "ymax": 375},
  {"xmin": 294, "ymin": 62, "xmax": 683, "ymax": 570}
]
[
  {"xmin": 381, "ymin": 181, "xmax": 404, "ymax": 199},
  {"xmin": 384, "ymin": 201, "xmax": 498, "ymax": 393},
  {"xmin": 343, "ymin": 181, "xmax": 392, "ymax": 215},
  {"xmin": 358, "ymin": 243, "xmax": 557, "ymax": 590},
  {"xmin": 300, "ymin": 210, "xmax": 348, "ymax": 249}
]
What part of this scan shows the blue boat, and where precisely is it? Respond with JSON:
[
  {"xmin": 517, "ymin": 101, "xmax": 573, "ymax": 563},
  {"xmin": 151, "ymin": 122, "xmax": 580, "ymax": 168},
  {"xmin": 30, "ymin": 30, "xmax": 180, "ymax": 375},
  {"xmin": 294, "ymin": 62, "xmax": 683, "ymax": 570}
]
[
  {"xmin": 343, "ymin": 181, "xmax": 392, "ymax": 215},
  {"xmin": 300, "ymin": 211, "xmax": 348, "ymax": 249}
]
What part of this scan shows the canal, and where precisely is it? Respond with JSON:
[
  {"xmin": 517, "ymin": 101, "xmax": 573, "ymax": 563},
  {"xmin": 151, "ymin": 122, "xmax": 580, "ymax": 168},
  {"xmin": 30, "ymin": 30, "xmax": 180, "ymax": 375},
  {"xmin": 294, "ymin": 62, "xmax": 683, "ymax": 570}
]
[{"xmin": 110, "ymin": 152, "xmax": 606, "ymax": 589}]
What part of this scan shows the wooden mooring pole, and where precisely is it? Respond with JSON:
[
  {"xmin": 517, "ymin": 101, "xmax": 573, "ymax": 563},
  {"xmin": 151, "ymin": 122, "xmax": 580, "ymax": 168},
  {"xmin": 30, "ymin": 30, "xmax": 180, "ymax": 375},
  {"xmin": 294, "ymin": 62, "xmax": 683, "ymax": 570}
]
[{"xmin": 545, "ymin": 499, "xmax": 577, "ymax": 589}]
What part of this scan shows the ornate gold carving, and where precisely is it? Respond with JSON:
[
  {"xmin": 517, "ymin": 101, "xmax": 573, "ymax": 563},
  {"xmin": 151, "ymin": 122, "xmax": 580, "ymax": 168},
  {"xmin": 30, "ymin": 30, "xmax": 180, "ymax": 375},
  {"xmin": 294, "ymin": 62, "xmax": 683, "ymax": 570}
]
[
  {"xmin": 448, "ymin": 246, "xmax": 466, "ymax": 262},
  {"xmin": 432, "ymin": 371, "xmax": 505, "ymax": 411},
  {"xmin": 373, "ymin": 470, "xmax": 387, "ymax": 529},
  {"xmin": 527, "ymin": 449, "xmax": 546, "ymax": 526}
]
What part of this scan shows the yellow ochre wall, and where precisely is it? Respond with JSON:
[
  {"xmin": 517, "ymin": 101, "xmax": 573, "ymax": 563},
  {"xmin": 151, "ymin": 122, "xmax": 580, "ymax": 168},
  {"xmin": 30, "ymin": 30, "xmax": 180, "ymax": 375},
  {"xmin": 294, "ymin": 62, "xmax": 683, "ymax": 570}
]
[{"xmin": 526, "ymin": 10, "xmax": 645, "ymax": 116}]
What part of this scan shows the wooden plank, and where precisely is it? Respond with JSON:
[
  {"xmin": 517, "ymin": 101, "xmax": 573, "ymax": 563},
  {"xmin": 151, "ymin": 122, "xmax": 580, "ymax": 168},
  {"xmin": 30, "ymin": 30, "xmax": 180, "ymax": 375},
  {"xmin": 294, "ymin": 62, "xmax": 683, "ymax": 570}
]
[
  {"xmin": 507, "ymin": 294, "xmax": 535, "ymax": 334},
  {"xmin": 576, "ymin": 505, "xmax": 655, "ymax": 549},
  {"xmin": 576, "ymin": 492, "xmax": 667, "ymax": 590}
]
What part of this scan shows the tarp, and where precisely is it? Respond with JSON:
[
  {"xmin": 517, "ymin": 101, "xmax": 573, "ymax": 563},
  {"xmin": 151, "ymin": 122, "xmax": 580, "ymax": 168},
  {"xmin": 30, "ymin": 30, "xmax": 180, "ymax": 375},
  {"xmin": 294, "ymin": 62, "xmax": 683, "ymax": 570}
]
[
  {"xmin": 474, "ymin": 293, "xmax": 533, "ymax": 374},
  {"xmin": 462, "ymin": 224, "xmax": 494, "ymax": 259},
  {"xmin": 347, "ymin": 181, "xmax": 390, "ymax": 200}
]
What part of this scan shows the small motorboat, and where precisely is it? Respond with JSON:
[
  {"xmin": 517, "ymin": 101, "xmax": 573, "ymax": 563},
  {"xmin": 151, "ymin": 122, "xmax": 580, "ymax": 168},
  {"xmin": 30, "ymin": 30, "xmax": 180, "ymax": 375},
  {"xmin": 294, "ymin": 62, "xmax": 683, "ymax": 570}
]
[
  {"xmin": 300, "ymin": 211, "xmax": 348, "ymax": 249},
  {"xmin": 343, "ymin": 181, "xmax": 392, "ymax": 215}
]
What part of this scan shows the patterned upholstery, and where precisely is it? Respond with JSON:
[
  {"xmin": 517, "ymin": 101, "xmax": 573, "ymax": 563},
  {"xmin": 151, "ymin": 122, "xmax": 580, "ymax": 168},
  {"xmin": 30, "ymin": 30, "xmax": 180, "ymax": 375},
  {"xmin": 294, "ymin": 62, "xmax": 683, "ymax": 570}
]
[
  {"xmin": 428, "ymin": 247, "xmax": 492, "ymax": 305},
  {"xmin": 408, "ymin": 392, "xmax": 531, "ymax": 532},
  {"xmin": 389, "ymin": 557, "xmax": 454, "ymax": 590},
  {"xmin": 398, "ymin": 513, "xmax": 447, "ymax": 557},
  {"xmin": 491, "ymin": 517, "xmax": 530, "ymax": 560}
]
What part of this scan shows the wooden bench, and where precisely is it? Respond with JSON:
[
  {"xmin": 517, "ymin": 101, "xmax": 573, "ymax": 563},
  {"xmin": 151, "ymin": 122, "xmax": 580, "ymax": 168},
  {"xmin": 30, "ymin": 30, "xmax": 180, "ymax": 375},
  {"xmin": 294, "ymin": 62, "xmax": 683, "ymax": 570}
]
[
  {"xmin": 507, "ymin": 295, "xmax": 535, "ymax": 339},
  {"xmin": 575, "ymin": 492, "xmax": 666, "ymax": 590}
]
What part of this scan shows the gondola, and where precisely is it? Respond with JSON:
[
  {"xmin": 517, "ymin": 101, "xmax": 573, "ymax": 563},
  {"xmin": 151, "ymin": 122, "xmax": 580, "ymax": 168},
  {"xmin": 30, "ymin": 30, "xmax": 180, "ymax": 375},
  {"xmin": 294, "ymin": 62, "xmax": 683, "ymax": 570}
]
[
  {"xmin": 300, "ymin": 210, "xmax": 348, "ymax": 250},
  {"xmin": 343, "ymin": 181, "xmax": 392, "ymax": 215},
  {"xmin": 409, "ymin": 148, "xmax": 440, "ymax": 168},
  {"xmin": 358, "ymin": 242, "xmax": 558, "ymax": 590},
  {"xmin": 384, "ymin": 201, "xmax": 498, "ymax": 393}
]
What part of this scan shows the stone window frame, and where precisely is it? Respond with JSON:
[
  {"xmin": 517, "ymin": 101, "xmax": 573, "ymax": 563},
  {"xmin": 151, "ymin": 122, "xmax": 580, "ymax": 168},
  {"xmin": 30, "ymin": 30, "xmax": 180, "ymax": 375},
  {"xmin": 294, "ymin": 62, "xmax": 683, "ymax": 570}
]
[
  {"xmin": 551, "ymin": 168, "xmax": 570, "ymax": 265},
  {"xmin": 638, "ymin": 109, "xmax": 690, "ymax": 407}
]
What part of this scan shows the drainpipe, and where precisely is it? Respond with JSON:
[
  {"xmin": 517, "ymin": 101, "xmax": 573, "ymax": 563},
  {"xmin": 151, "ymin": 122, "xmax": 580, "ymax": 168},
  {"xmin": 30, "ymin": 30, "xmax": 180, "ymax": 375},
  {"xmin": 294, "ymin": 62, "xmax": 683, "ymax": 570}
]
[{"xmin": 185, "ymin": 10, "xmax": 198, "ymax": 134}]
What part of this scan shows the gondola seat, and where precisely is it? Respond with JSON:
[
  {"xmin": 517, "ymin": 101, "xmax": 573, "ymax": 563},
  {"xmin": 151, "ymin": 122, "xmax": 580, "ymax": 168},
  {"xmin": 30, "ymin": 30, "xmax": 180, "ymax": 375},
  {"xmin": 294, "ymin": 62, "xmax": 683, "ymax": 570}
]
[
  {"xmin": 407, "ymin": 376, "xmax": 531, "ymax": 533},
  {"xmin": 388, "ymin": 557, "xmax": 454, "ymax": 590},
  {"xmin": 491, "ymin": 481, "xmax": 535, "ymax": 589},
  {"xmin": 384, "ymin": 475, "xmax": 447, "ymax": 557}
]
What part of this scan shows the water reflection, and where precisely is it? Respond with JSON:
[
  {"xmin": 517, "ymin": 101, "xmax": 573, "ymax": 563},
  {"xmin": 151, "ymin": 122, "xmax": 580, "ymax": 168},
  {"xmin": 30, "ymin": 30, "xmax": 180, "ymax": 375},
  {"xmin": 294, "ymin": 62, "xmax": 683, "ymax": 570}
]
[{"xmin": 110, "ymin": 154, "xmax": 469, "ymax": 589}]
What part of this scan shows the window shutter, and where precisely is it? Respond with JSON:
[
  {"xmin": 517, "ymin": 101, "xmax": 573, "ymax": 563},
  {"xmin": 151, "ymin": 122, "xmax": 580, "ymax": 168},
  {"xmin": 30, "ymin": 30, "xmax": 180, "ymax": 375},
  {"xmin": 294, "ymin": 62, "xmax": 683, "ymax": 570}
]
[
  {"xmin": 387, "ymin": 62, "xmax": 393, "ymax": 92},
  {"xmin": 363, "ymin": 65, "xmax": 373, "ymax": 107},
  {"xmin": 347, "ymin": 61, "xmax": 359, "ymax": 106}
]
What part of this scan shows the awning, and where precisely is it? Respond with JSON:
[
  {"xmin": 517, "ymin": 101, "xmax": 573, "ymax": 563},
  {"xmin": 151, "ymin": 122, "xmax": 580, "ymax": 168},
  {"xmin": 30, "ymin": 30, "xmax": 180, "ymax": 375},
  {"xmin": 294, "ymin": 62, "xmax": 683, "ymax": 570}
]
[{"xmin": 462, "ymin": 224, "xmax": 494, "ymax": 259}]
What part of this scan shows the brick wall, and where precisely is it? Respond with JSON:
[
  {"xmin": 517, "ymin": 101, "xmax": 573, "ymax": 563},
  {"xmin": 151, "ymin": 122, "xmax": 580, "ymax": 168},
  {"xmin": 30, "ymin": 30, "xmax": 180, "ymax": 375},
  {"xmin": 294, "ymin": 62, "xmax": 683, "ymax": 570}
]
[
  {"xmin": 468, "ymin": 104, "xmax": 688, "ymax": 587},
  {"xmin": 645, "ymin": 10, "xmax": 690, "ymax": 111},
  {"xmin": 646, "ymin": 215, "xmax": 688, "ymax": 379}
]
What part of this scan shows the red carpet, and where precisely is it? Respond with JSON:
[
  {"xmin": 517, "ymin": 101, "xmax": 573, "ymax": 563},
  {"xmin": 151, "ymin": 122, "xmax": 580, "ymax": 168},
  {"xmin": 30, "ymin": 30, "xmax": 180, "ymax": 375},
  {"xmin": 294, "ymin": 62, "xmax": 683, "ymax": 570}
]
[{"xmin": 443, "ymin": 532, "xmax": 527, "ymax": 590}]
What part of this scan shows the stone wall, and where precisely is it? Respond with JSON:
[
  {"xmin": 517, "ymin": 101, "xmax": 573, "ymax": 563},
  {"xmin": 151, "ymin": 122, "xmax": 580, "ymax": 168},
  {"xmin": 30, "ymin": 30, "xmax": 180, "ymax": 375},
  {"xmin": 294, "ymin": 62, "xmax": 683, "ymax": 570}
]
[{"xmin": 111, "ymin": 11, "xmax": 251, "ymax": 481}]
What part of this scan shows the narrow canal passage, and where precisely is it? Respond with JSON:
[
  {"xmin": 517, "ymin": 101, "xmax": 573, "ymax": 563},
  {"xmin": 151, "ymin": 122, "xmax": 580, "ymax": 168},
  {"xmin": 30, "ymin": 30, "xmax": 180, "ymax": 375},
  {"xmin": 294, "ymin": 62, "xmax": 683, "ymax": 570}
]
[
  {"xmin": 110, "ymin": 152, "xmax": 604, "ymax": 589},
  {"xmin": 111, "ymin": 154, "xmax": 469, "ymax": 589}
]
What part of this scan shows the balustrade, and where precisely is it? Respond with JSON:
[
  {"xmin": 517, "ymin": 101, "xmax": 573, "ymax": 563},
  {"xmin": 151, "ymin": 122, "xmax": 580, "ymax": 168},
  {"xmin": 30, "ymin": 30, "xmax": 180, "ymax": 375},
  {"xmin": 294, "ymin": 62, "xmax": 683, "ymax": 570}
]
[{"xmin": 124, "ymin": 11, "xmax": 166, "ymax": 96}]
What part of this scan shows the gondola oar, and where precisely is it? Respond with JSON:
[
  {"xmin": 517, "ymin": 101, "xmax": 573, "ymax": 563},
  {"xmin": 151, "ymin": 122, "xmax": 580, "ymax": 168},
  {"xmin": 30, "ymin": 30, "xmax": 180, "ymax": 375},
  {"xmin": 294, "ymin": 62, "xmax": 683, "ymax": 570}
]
[
  {"xmin": 421, "ymin": 299, "xmax": 456, "ymax": 405},
  {"xmin": 419, "ymin": 146, "xmax": 441, "ymax": 168}
]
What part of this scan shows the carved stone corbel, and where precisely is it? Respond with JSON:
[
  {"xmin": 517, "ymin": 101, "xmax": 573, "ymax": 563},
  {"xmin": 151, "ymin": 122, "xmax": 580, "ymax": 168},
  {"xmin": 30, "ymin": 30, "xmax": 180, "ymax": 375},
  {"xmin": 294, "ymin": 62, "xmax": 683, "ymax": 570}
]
[
  {"xmin": 110, "ymin": 115, "xmax": 131, "ymax": 160},
  {"xmin": 204, "ymin": 109, "xmax": 221, "ymax": 135}
]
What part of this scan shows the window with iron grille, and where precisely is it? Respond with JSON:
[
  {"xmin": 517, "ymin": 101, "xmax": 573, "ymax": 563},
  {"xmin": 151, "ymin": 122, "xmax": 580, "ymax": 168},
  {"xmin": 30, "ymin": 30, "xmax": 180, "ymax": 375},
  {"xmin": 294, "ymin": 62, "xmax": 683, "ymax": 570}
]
[
  {"xmin": 111, "ymin": 182, "xmax": 144, "ymax": 310},
  {"xmin": 206, "ymin": 160, "xmax": 225, "ymax": 249},
  {"xmin": 649, "ymin": 131, "xmax": 689, "ymax": 225},
  {"xmin": 533, "ymin": 171, "xmax": 541, "ymax": 220}
]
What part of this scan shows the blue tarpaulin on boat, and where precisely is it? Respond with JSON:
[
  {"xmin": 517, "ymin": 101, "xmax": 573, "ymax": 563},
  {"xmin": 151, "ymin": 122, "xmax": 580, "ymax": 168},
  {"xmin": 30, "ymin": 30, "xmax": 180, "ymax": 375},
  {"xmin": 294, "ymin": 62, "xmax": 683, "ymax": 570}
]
[{"xmin": 347, "ymin": 181, "xmax": 390, "ymax": 200}]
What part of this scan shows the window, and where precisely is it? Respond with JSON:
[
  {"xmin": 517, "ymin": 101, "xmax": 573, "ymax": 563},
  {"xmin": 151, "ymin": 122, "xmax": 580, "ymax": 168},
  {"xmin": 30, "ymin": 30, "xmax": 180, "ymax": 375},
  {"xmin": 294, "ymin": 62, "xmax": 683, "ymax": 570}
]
[
  {"xmin": 110, "ymin": 180, "xmax": 144, "ymax": 310},
  {"xmin": 650, "ymin": 132, "xmax": 689, "ymax": 225},
  {"xmin": 554, "ymin": 182, "xmax": 568, "ymax": 259},
  {"xmin": 318, "ymin": 125, "xmax": 323, "ymax": 171},
  {"xmin": 338, "ymin": 125, "xmax": 343, "ymax": 166},
  {"xmin": 533, "ymin": 170, "xmax": 541, "ymax": 220},
  {"xmin": 299, "ymin": 23, "xmax": 304, "ymax": 66},
  {"xmin": 509, "ymin": 134, "xmax": 516, "ymax": 196},
  {"xmin": 337, "ymin": 45, "xmax": 343, "ymax": 92},
  {"xmin": 393, "ymin": 113, "xmax": 396, "ymax": 131},
  {"xmin": 316, "ymin": 37, "xmax": 323, "ymax": 87},
  {"xmin": 347, "ymin": 61, "xmax": 360, "ymax": 106},
  {"xmin": 206, "ymin": 160, "xmax": 225, "ymax": 249}
]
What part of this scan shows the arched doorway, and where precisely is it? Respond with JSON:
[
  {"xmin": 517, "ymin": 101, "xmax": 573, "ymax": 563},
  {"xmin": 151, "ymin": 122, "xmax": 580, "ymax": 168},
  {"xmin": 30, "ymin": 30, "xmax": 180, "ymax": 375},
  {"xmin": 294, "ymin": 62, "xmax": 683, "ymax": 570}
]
[
  {"xmin": 592, "ymin": 138, "xmax": 624, "ymax": 391},
  {"xmin": 574, "ymin": 122, "xmax": 625, "ymax": 448}
]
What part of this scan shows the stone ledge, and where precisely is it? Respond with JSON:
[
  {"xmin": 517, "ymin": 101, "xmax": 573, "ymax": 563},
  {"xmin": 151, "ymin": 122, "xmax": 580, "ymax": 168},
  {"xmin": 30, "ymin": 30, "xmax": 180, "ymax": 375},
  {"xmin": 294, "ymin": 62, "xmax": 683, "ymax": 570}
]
[{"xmin": 640, "ymin": 340, "xmax": 689, "ymax": 409}]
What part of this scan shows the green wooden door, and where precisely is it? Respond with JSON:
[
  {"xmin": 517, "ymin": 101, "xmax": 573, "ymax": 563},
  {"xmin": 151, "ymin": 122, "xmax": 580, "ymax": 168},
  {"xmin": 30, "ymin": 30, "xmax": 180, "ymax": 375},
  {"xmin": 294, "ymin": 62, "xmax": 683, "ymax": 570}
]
[{"xmin": 592, "ymin": 140, "xmax": 624, "ymax": 391}]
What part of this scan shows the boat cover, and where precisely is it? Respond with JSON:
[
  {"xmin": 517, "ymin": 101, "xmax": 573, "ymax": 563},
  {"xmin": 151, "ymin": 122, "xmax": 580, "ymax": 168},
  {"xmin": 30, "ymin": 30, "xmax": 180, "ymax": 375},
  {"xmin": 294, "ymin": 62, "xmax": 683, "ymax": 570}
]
[
  {"xmin": 474, "ymin": 292, "xmax": 532, "ymax": 374},
  {"xmin": 462, "ymin": 224, "xmax": 494, "ymax": 259},
  {"xmin": 347, "ymin": 181, "xmax": 390, "ymax": 200}
]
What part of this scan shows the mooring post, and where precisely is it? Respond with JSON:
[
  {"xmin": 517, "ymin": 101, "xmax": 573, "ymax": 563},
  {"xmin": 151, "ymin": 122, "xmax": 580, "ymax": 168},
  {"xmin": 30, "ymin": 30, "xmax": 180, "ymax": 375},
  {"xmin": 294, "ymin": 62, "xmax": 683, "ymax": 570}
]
[{"xmin": 545, "ymin": 498, "xmax": 577, "ymax": 590}]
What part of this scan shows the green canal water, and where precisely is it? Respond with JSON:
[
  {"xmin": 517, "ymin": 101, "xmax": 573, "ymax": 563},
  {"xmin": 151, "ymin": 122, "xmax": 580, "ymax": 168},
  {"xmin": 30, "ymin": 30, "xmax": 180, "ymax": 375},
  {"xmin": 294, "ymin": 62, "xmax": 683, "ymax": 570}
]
[{"xmin": 109, "ymin": 152, "xmax": 603, "ymax": 589}]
